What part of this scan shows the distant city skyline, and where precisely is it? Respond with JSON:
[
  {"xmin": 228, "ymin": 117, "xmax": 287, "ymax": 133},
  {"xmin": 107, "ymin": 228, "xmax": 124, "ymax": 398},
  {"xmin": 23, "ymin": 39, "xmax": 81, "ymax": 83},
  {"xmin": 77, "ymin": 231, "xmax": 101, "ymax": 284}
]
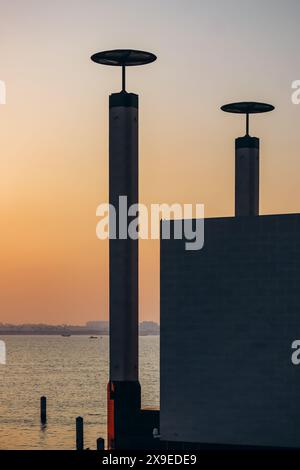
[
  {"xmin": 1, "ymin": 0, "xmax": 300, "ymax": 324},
  {"xmin": 0, "ymin": 320, "xmax": 159, "ymax": 335}
]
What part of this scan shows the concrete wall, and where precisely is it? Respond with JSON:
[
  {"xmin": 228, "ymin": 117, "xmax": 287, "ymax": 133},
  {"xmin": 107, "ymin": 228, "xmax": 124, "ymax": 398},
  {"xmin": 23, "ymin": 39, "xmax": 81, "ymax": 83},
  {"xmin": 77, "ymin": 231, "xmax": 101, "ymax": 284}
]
[{"xmin": 160, "ymin": 214, "xmax": 300, "ymax": 448}]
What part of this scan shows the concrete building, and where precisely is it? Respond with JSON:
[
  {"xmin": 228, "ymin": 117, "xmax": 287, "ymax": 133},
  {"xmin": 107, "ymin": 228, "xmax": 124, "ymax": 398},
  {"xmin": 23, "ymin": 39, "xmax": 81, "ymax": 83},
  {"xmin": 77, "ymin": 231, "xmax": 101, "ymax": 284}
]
[
  {"xmin": 160, "ymin": 214, "xmax": 300, "ymax": 448},
  {"xmin": 85, "ymin": 321, "xmax": 109, "ymax": 331}
]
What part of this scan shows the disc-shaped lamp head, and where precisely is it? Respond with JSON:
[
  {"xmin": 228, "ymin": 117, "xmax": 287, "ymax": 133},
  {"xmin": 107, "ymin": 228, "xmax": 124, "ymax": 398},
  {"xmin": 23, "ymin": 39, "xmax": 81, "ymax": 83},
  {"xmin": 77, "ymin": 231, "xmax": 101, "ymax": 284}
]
[
  {"xmin": 221, "ymin": 101, "xmax": 275, "ymax": 136},
  {"xmin": 91, "ymin": 49, "xmax": 157, "ymax": 91}
]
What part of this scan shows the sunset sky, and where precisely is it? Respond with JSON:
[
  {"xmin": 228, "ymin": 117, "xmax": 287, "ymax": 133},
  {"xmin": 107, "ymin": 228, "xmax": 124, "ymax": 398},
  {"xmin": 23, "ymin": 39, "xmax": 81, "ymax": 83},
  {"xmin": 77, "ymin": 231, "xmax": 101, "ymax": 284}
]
[{"xmin": 1, "ymin": 0, "xmax": 300, "ymax": 324}]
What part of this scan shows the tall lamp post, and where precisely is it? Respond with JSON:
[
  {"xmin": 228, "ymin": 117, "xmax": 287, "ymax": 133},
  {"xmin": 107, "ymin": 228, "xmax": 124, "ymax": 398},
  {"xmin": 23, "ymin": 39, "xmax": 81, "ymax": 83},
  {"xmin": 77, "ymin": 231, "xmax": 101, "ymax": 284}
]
[
  {"xmin": 221, "ymin": 102, "xmax": 274, "ymax": 216},
  {"xmin": 91, "ymin": 49, "xmax": 157, "ymax": 449}
]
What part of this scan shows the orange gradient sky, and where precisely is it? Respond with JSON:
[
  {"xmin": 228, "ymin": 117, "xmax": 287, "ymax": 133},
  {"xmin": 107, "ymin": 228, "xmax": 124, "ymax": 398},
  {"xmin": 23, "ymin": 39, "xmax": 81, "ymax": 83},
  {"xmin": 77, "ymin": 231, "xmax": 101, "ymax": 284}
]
[{"xmin": 1, "ymin": 0, "xmax": 300, "ymax": 324}]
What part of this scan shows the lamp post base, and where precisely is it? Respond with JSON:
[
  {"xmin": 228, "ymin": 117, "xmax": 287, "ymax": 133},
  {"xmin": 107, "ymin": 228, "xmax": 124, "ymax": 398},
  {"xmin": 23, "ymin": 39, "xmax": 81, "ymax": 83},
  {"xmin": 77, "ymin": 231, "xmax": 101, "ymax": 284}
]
[{"xmin": 107, "ymin": 381, "xmax": 160, "ymax": 450}]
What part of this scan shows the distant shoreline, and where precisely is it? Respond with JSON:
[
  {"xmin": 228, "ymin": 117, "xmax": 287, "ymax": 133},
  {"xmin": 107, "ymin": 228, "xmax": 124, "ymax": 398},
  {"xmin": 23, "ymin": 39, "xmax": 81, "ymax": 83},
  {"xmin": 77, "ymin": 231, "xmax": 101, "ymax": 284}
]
[
  {"xmin": 0, "ymin": 321, "xmax": 159, "ymax": 337},
  {"xmin": 0, "ymin": 331, "xmax": 159, "ymax": 336}
]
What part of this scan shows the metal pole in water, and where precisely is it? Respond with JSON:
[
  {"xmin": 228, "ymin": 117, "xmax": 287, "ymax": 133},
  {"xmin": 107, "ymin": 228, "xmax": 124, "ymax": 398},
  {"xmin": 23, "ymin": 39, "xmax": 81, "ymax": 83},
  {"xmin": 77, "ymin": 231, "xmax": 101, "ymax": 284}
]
[
  {"xmin": 40, "ymin": 396, "xmax": 47, "ymax": 424},
  {"xmin": 76, "ymin": 416, "xmax": 84, "ymax": 450},
  {"xmin": 96, "ymin": 437, "xmax": 105, "ymax": 450}
]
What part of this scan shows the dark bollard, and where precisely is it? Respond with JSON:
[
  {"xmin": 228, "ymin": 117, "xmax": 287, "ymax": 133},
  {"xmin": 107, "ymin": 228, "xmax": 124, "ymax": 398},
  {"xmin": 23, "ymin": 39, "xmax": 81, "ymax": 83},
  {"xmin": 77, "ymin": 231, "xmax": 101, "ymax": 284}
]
[
  {"xmin": 96, "ymin": 437, "xmax": 105, "ymax": 450},
  {"xmin": 40, "ymin": 396, "xmax": 47, "ymax": 424},
  {"xmin": 76, "ymin": 416, "xmax": 84, "ymax": 450}
]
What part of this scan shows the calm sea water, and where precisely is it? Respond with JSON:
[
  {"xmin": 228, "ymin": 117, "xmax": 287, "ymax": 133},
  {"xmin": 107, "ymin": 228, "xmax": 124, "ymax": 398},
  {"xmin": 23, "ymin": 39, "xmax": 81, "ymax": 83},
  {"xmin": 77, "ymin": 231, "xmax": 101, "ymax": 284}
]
[{"xmin": 0, "ymin": 335, "xmax": 159, "ymax": 450}]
